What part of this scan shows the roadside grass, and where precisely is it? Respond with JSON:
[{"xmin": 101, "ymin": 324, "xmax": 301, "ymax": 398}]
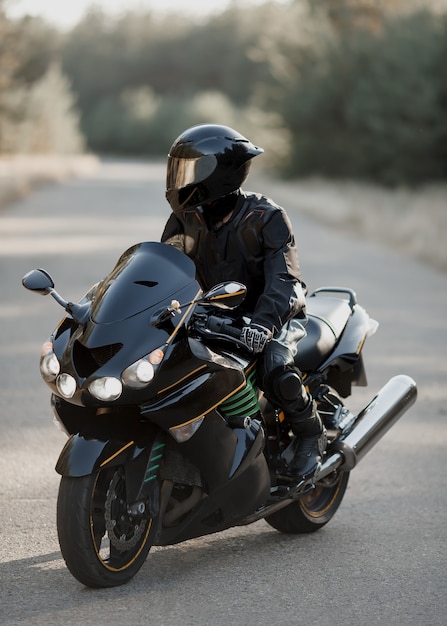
[
  {"xmin": 0, "ymin": 155, "xmax": 99, "ymax": 209},
  {"xmin": 254, "ymin": 173, "xmax": 447, "ymax": 274}
]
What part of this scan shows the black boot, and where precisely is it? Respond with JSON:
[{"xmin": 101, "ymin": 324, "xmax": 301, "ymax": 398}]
[
  {"xmin": 288, "ymin": 429, "xmax": 326, "ymax": 480},
  {"xmin": 282, "ymin": 401, "xmax": 326, "ymax": 481}
]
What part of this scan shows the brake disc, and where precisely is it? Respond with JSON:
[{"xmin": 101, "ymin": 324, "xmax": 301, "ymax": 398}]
[{"xmin": 104, "ymin": 471, "xmax": 146, "ymax": 552}]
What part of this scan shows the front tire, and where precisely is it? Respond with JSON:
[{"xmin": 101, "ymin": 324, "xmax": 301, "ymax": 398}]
[
  {"xmin": 265, "ymin": 471, "xmax": 349, "ymax": 534},
  {"xmin": 57, "ymin": 467, "xmax": 156, "ymax": 588}
]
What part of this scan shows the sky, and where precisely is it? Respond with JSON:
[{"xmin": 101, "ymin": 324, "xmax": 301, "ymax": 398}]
[{"xmin": 6, "ymin": 0, "xmax": 267, "ymax": 28}]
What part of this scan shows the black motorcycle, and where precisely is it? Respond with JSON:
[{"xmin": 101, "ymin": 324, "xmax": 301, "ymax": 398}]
[{"xmin": 22, "ymin": 242, "xmax": 417, "ymax": 588}]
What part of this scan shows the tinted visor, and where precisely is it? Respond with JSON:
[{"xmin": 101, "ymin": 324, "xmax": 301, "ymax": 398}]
[{"xmin": 166, "ymin": 154, "xmax": 217, "ymax": 190}]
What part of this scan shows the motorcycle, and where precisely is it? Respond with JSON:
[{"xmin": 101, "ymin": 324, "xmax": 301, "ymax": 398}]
[{"xmin": 22, "ymin": 241, "xmax": 417, "ymax": 588}]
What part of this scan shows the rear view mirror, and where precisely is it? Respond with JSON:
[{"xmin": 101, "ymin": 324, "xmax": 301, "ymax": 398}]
[
  {"xmin": 22, "ymin": 269, "xmax": 54, "ymax": 295},
  {"xmin": 200, "ymin": 282, "xmax": 246, "ymax": 310}
]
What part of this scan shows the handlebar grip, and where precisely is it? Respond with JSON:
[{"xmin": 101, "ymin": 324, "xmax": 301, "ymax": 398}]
[
  {"xmin": 191, "ymin": 314, "xmax": 253, "ymax": 353},
  {"xmin": 206, "ymin": 315, "xmax": 242, "ymax": 339}
]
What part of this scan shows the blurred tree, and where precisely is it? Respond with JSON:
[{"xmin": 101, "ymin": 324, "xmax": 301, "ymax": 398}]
[
  {"xmin": 0, "ymin": 1, "xmax": 18, "ymax": 87},
  {"xmin": 435, "ymin": 14, "xmax": 447, "ymax": 176},
  {"xmin": 12, "ymin": 16, "xmax": 61, "ymax": 84},
  {"xmin": 2, "ymin": 63, "xmax": 84, "ymax": 153},
  {"xmin": 62, "ymin": 3, "xmax": 283, "ymax": 117},
  {"xmin": 312, "ymin": 0, "xmax": 385, "ymax": 33},
  {"xmin": 309, "ymin": 0, "xmax": 447, "ymax": 32},
  {"xmin": 280, "ymin": 9, "xmax": 447, "ymax": 184},
  {"xmin": 0, "ymin": 4, "xmax": 84, "ymax": 154},
  {"xmin": 61, "ymin": 3, "xmax": 288, "ymax": 151},
  {"xmin": 0, "ymin": 0, "xmax": 21, "ymax": 147},
  {"xmin": 6, "ymin": 0, "xmax": 445, "ymax": 181}
]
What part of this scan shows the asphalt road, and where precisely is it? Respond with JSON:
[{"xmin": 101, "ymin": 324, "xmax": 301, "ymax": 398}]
[{"xmin": 1, "ymin": 160, "xmax": 446, "ymax": 626}]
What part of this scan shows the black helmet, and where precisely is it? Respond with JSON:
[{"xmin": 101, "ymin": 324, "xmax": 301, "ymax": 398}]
[{"xmin": 166, "ymin": 123, "xmax": 264, "ymax": 213}]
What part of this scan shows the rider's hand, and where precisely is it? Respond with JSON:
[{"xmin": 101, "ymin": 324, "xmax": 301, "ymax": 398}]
[{"xmin": 240, "ymin": 324, "xmax": 272, "ymax": 353}]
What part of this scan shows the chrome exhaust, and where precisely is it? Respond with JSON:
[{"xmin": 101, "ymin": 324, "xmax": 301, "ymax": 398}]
[{"xmin": 316, "ymin": 375, "xmax": 417, "ymax": 481}]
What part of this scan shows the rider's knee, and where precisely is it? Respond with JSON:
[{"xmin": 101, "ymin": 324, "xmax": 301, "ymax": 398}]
[{"xmin": 261, "ymin": 366, "xmax": 309, "ymax": 412}]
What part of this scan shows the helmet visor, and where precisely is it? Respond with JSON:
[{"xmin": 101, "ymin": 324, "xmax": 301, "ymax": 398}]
[{"xmin": 166, "ymin": 154, "xmax": 217, "ymax": 190}]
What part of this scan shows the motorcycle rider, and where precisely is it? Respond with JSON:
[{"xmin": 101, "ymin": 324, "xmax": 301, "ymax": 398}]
[{"xmin": 161, "ymin": 123, "xmax": 326, "ymax": 481}]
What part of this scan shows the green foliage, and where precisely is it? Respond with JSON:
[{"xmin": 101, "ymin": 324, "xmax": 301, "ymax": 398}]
[
  {"xmin": 2, "ymin": 0, "xmax": 447, "ymax": 182},
  {"xmin": 58, "ymin": 2, "xmax": 301, "ymax": 161},
  {"xmin": 12, "ymin": 15, "xmax": 61, "ymax": 84},
  {"xmin": 83, "ymin": 87, "xmax": 286, "ymax": 163},
  {"xmin": 0, "ymin": 6, "xmax": 84, "ymax": 154},
  {"xmin": 281, "ymin": 9, "xmax": 447, "ymax": 184},
  {"xmin": 61, "ymin": 6, "xmax": 277, "ymax": 111},
  {"xmin": 1, "ymin": 63, "xmax": 84, "ymax": 154}
]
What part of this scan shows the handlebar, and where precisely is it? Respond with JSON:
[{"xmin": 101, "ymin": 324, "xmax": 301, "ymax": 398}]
[{"xmin": 190, "ymin": 314, "xmax": 252, "ymax": 352}]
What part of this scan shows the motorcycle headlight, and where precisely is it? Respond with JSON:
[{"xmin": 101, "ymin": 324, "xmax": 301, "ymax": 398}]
[
  {"xmin": 56, "ymin": 373, "xmax": 77, "ymax": 399},
  {"xmin": 40, "ymin": 341, "xmax": 60, "ymax": 382},
  {"xmin": 89, "ymin": 377, "xmax": 122, "ymax": 401},
  {"xmin": 122, "ymin": 347, "xmax": 165, "ymax": 389}
]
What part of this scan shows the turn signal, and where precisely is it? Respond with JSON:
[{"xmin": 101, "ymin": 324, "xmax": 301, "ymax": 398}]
[{"xmin": 169, "ymin": 416, "xmax": 205, "ymax": 443}]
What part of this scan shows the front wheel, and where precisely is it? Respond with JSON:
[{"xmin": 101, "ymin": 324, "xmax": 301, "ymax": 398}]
[
  {"xmin": 57, "ymin": 466, "xmax": 156, "ymax": 588},
  {"xmin": 265, "ymin": 471, "xmax": 349, "ymax": 534}
]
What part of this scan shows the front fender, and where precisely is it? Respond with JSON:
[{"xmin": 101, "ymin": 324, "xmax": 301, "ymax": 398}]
[
  {"xmin": 56, "ymin": 433, "xmax": 165, "ymax": 506},
  {"xmin": 55, "ymin": 434, "xmax": 139, "ymax": 477}
]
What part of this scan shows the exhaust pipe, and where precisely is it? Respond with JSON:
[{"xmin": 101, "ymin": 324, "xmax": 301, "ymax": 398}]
[{"xmin": 316, "ymin": 374, "xmax": 417, "ymax": 481}]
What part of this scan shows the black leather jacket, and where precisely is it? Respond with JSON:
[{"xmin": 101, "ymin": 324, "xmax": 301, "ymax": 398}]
[{"xmin": 161, "ymin": 190, "xmax": 306, "ymax": 336}]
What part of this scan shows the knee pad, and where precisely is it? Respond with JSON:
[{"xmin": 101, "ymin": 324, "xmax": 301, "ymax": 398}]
[
  {"xmin": 275, "ymin": 370, "xmax": 307, "ymax": 403},
  {"xmin": 262, "ymin": 367, "xmax": 309, "ymax": 412}
]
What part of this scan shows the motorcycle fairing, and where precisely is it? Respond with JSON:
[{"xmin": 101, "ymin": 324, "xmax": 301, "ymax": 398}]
[
  {"xmin": 140, "ymin": 370, "xmax": 242, "ymax": 429},
  {"xmin": 49, "ymin": 282, "xmax": 199, "ymax": 407},
  {"xmin": 48, "ymin": 243, "xmax": 201, "ymax": 407},
  {"xmin": 155, "ymin": 411, "xmax": 270, "ymax": 546},
  {"xmin": 155, "ymin": 448, "xmax": 270, "ymax": 546}
]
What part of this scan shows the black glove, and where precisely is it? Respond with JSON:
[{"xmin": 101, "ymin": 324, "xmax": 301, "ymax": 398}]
[{"xmin": 240, "ymin": 324, "xmax": 272, "ymax": 353}]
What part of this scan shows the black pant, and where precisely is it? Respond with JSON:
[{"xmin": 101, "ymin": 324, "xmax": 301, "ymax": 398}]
[{"xmin": 257, "ymin": 318, "xmax": 321, "ymax": 436}]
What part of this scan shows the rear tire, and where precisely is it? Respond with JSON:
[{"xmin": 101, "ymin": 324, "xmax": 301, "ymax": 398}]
[
  {"xmin": 57, "ymin": 467, "xmax": 156, "ymax": 588},
  {"xmin": 265, "ymin": 471, "xmax": 349, "ymax": 534}
]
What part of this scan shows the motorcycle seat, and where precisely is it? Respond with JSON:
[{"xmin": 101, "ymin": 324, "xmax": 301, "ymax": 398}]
[{"xmin": 295, "ymin": 296, "xmax": 352, "ymax": 371}]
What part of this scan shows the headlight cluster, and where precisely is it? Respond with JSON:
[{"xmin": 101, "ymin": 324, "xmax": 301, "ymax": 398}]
[
  {"xmin": 41, "ymin": 342, "xmax": 76, "ymax": 400},
  {"xmin": 40, "ymin": 341, "xmax": 165, "ymax": 402}
]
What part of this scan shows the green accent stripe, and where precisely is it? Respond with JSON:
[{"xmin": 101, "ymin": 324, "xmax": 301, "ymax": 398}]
[
  {"xmin": 222, "ymin": 399, "xmax": 259, "ymax": 416},
  {"xmin": 220, "ymin": 370, "xmax": 260, "ymax": 419},
  {"xmin": 143, "ymin": 441, "xmax": 166, "ymax": 483},
  {"xmin": 150, "ymin": 454, "xmax": 163, "ymax": 463},
  {"xmin": 224, "ymin": 394, "xmax": 254, "ymax": 409}
]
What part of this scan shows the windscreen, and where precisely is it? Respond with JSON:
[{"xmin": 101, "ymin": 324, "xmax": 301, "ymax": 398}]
[{"xmin": 90, "ymin": 242, "xmax": 197, "ymax": 324}]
